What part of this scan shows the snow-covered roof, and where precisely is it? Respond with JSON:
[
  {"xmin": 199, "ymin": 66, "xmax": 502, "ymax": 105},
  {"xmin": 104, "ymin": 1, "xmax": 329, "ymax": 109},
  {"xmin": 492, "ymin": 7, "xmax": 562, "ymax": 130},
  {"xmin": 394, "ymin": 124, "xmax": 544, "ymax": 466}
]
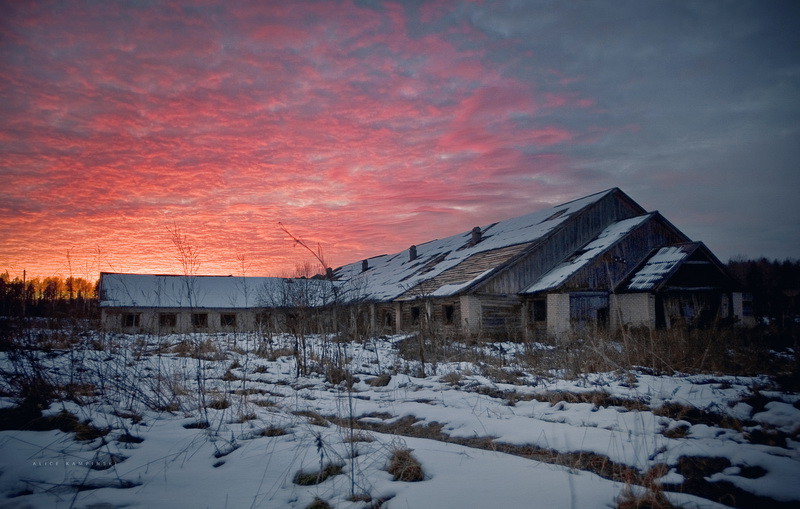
[
  {"xmin": 522, "ymin": 214, "xmax": 653, "ymax": 294},
  {"xmin": 625, "ymin": 244, "xmax": 698, "ymax": 291},
  {"xmin": 99, "ymin": 273, "xmax": 337, "ymax": 308},
  {"xmin": 334, "ymin": 189, "xmax": 617, "ymax": 301}
]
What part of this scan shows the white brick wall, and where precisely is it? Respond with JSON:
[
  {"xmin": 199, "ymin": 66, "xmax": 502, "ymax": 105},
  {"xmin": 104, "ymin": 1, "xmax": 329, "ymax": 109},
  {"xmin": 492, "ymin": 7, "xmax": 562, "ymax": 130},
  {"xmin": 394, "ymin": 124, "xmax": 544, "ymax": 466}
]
[
  {"xmin": 610, "ymin": 293, "xmax": 654, "ymax": 329},
  {"xmin": 546, "ymin": 293, "xmax": 571, "ymax": 336},
  {"xmin": 732, "ymin": 292, "xmax": 756, "ymax": 327},
  {"xmin": 460, "ymin": 295, "xmax": 482, "ymax": 333}
]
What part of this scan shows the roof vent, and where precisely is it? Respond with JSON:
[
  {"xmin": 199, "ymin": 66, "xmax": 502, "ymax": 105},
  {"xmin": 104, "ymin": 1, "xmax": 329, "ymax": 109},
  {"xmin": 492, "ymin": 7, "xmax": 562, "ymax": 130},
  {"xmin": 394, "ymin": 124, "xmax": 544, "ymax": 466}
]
[
  {"xmin": 409, "ymin": 245, "xmax": 418, "ymax": 262},
  {"xmin": 361, "ymin": 259, "xmax": 369, "ymax": 272},
  {"xmin": 470, "ymin": 226, "xmax": 482, "ymax": 246}
]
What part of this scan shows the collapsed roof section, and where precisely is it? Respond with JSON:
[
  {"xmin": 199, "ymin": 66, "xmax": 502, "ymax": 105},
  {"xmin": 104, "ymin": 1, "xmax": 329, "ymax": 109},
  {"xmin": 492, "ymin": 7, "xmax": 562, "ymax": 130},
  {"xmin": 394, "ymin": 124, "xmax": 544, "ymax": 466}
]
[
  {"xmin": 334, "ymin": 188, "xmax": 632, "ymax": 302},
  {"xmin": 620, "ymin": 242, "xmax": 737, "ymax": 293}
]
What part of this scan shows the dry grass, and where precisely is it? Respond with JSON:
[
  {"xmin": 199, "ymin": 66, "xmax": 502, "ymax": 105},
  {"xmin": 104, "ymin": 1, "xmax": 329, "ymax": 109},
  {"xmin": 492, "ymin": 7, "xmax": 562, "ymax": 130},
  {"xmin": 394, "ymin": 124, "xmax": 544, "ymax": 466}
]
[
  {"xmin": 260, "ymin": 426, "xmax": 289, "ymax": 437},
  {"xmin": 387, "ymin": 448, "xmax": 425, "ymax": 482},
  {"xmin": 439, "ymin": 372, "xmax": 462, "ymax": 385},
  {"xmin": 292, "ymin": 410, "xmax": 329, "ymax": 427},
  {"xmin": 305, "ymin": 497, "xmax": 332, "ymax": 509},
  {"xmin": 206, "ymin": 397, "xmax": 230, "ymax": 410},
  {"xmin": 366, "ymin": 373, "xmax": 392, "ymax": 387},
  {"xmin": 343, "ymin": 431, "xmax": 374, "ymax": 443},
  {"xmin": 616, "ymin": 485, "xmax": 674, "ymax": 509},
  {"xmin": 292, "ymin": 463, "xmax": 343, "ymax": 485}
]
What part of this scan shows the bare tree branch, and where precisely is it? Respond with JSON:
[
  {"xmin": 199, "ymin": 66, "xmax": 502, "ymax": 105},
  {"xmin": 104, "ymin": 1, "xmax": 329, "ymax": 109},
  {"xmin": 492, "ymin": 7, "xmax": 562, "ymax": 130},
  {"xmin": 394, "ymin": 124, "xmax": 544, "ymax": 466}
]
[{"xmin": 278, "ymin": 222, "xmax": 329, "ymax": 276}]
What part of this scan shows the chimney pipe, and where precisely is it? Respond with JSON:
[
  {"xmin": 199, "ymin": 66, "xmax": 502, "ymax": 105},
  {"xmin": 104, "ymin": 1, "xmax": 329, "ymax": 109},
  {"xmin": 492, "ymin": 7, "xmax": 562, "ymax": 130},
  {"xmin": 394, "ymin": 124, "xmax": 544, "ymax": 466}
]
[
  {"xmin": 362, "ymin": 259, "xmax": 369, "ymax": 272},
  {"xmin": 470, "ymin": 226, "xmax": 482, "ymax": 246},
  {"xmin": 325, "ymin": 267, "xmax": 334, "ymax": 280},
  {"xmin": 409, "ymin": 245, "xmax": 418, "ymax": 261}
]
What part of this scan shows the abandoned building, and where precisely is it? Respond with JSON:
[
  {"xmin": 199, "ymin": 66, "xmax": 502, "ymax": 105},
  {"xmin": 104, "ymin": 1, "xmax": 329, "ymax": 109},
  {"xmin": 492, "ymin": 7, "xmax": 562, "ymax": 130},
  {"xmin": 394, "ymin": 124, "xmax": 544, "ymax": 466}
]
[
  {"xmin": 98, "ymin": 273, "xmax": 337, "ymax": 333},
  {"xmin": 99, "ymin": 188, "xmax": 753, "ymax": 335}
]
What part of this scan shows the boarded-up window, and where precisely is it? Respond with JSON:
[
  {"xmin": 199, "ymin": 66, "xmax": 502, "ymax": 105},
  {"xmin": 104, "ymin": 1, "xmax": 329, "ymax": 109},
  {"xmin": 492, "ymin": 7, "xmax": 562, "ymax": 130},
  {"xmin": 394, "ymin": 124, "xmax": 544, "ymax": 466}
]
[
  {"xmin": 159, "ymin": 313, "xmax": 177, "ymax": 327},
  {"xmin": 569, "ymin": 293, "xmax": 609, "ymax": 328},
  {"xmin": 192, "ymin": 313, "xmax": 208, "ymax": 328},
  {"xmin": 123, "ymin": 313, "xmax": 140, "ymax": 327},
  {"xmin": 220, "ymin": 313, "xmax": 237, "ymax": 327},
  {"xmin": 481, "ymin": 305, "xmax": 506, "ymax": 329}
]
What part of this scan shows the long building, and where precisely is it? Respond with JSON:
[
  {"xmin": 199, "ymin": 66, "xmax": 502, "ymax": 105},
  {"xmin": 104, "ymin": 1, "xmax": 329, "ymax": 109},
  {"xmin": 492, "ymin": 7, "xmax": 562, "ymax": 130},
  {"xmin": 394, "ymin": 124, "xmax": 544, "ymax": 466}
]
[{"xmin": 99, "ymin": 188, "xmax": 753, "ymax": 335}]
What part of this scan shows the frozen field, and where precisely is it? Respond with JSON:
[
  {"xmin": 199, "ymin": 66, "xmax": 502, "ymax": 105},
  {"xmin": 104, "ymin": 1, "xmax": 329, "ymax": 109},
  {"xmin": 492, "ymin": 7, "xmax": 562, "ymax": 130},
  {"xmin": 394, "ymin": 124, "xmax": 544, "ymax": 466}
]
[{"xmin": 1, "ymin": 328, "xmax": 798, "ymax": 508}]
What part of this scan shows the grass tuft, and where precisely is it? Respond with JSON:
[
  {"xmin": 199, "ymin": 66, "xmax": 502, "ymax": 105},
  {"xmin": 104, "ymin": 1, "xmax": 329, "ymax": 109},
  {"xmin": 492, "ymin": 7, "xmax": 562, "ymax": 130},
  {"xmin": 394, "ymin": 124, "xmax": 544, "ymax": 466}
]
[
  {"xmin": 387, "ymin": 448, "xmax": 425, "ymax": 482},
  {"xmin": 292, "ymin": 463, "xmax": 343, "ymax": 485}
]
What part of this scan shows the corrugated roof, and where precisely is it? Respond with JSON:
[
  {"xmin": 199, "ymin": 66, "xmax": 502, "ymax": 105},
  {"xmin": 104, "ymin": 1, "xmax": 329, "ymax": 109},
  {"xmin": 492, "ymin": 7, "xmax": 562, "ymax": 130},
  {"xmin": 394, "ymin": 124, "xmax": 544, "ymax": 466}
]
[
  {"xmin": 334, "ymin": 189, "xmax": 616, "ymax": 301},
  {"xmin": 99, "ymin": 273, "xmax": 337, "ymax": 308},
  {"xmin": 625, "ymin": 243, "xmax": 699, "ymax": 291}
]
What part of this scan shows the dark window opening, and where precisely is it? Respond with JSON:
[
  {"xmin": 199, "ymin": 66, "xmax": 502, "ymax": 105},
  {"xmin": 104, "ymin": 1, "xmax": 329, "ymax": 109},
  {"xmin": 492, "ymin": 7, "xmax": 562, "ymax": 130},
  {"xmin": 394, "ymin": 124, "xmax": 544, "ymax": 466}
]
[
  {"xmin": 220, "ymin": 313, "xmax": 237, "ymax": 327},
  {"xmin": 443, "ymin": 305, "xmax": 455, "ymax": 325},
  {"xmin": 123, "ymin": 313, "xmax": 140, "ymax": 327},
  {"xmin": 383, "ymin": 311, "xmax": 394, "ymax": 328},
  {"xmin": 257, "ymin": 312, "xmax": 272, "ymax": 327},
  {"xmin": 411, "ymin": 306, "xmax": 421, "ymax": 325},
  {"xmin": 655, "ymin": 295, "xmax": 666, "ymax": 329},
  {"xmin": 531, "ymin": 299, "xmax": 547, "ymax": 322},
  {"xmin": 159, "ymin": 313, "xmax": 177, "ymax": 327},
  {"xmin": 596, "ymin": 307, "xmax": 609, "ymax": 327},
  {"xmin": 192, "ymin": 313, "xmax": 208, "ymax": 328}
]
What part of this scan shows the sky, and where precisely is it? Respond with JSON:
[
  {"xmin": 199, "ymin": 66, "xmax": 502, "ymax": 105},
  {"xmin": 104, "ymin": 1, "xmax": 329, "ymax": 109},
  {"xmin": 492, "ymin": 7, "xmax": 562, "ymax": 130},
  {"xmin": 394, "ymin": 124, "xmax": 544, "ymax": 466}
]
[{"xmin": 1, "ymin": 0, "xmax": 798, "ymax": 280}]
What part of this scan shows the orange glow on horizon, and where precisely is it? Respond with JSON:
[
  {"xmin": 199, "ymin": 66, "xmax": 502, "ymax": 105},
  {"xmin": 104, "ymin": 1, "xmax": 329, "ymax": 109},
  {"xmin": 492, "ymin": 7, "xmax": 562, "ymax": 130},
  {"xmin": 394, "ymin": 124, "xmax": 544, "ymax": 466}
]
[
  {"xmin": 5, "ymin": 2, "xmax": 791, "ymax": 275},
  {"xmin": 1, "ymin": 1, "xmax": 600, "ymax": 282}
]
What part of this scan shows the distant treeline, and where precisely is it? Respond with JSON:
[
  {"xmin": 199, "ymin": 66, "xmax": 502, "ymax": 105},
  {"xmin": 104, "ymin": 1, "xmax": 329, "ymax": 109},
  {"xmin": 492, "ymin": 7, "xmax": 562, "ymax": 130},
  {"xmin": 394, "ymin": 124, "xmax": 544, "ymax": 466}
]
[
  {"xmin": 727, "ymin": 258, "xmax": 800, "ymax": 329},
  {"xmin": 0, "ymin": 272, "xmax": 97, "ymax": 318}
]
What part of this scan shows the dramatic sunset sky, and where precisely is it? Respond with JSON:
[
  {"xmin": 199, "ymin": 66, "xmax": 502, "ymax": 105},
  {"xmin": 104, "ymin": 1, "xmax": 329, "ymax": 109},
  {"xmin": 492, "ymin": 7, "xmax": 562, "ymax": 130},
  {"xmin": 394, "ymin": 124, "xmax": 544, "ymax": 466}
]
[{"xmin": 2, "ymin": 0, "xmax": 798, "ymax": 280}]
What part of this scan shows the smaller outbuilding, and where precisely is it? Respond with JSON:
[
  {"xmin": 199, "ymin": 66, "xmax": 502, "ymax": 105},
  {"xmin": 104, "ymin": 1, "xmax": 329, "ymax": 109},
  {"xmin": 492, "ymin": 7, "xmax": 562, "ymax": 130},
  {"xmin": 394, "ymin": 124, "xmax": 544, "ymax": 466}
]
[{"xmin": 98, "ymin": 273, "xmax": 338, "ymax": 333}]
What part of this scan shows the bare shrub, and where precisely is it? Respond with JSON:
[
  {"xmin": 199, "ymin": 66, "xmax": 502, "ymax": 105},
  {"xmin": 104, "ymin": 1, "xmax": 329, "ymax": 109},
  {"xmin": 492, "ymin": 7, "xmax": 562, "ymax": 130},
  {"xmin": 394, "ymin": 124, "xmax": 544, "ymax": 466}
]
[{"xmin": 325, "ymin": 363, "xmax": 357, "ymax": 387}]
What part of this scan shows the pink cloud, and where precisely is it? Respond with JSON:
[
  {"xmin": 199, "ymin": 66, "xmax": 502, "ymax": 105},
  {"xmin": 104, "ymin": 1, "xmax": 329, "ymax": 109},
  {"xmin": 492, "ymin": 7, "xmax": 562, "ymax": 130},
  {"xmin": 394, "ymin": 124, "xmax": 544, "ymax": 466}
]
[{"xmin": 0, "ymin": 0, "xmax": 602, "ymax": 279}]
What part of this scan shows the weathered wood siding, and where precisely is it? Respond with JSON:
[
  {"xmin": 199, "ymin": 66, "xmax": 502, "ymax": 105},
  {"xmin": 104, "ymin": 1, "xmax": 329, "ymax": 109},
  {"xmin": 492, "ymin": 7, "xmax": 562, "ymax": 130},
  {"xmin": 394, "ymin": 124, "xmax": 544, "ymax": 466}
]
[
  {"xmin": 557, "ymin": 214, "xmax": 690, "ymax": 292},
  {"xmin": 478, "ymin": 189, "xmax": 646, "ymax": 296},
  {"xmin": 476, "ymin": 294, "xmax": 521, "ymax": 336}
]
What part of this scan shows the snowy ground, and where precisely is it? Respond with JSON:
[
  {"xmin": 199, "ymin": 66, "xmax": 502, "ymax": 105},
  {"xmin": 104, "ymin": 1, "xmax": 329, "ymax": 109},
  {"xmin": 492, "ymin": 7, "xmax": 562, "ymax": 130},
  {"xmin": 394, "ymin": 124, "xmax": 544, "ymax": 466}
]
[{"xmin": 1, "ymin": 329, "xmax": 798, "ymax": 508}]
